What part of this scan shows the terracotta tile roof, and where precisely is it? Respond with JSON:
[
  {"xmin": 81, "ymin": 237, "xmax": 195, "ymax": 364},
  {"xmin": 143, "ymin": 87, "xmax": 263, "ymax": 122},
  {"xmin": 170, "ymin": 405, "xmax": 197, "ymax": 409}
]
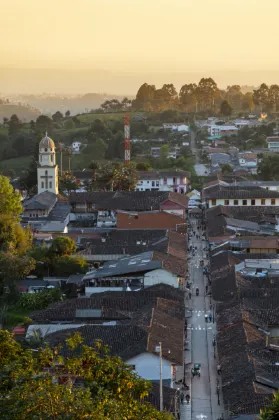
[
  {"xmin": 45, "ymin": 306, "xmax": 184, "ymax": 365},
  {"xmin": 152, "ymin": 251, "xmax": 187, "ymax": 277},
  {"xmin": 147, "ymin": 308, "xmax": 184, "ymax": 365},
  {"xmin": 31, "ymin": 284, "xmax": 184, "ymax": 323},
  {"xmin": 69, "ymin": 191, "xmax": 189, "ymax": 211}
]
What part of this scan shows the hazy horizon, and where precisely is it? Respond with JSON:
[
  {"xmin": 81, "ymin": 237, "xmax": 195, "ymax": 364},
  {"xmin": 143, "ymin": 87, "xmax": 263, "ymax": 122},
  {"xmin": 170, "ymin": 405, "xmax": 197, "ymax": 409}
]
[{"xmin": 3, "ymin": 0, "xmax": 279, "ymax": 94}]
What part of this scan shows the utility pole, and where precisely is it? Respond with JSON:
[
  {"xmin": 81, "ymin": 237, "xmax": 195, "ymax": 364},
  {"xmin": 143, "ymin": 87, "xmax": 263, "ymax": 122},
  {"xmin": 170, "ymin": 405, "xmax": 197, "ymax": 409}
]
[{"xmin": 159, "ymin": 342, "xmax": 163, "ymax": 412}]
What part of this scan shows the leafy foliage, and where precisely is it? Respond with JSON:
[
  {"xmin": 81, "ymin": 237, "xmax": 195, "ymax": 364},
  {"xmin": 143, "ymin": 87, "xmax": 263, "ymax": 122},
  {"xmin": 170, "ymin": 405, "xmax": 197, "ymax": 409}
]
[
  {"xmin": 0, "ymin": 331, "xmax": 172, "ymax": 420},
  {"xmin": 18, "ymin": 288, "xmax": 62, "ymax": 310},
  {"xmin": 49, "ymin": 236, "xmax": 77, "ymax": 256}
]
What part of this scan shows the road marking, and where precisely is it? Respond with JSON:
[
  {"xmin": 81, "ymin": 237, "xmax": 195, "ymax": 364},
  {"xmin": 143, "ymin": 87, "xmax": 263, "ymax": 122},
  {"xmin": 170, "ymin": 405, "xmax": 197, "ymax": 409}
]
[{"xmin": 196, "ymin": 415, "xmax": 207, "ymax": 420}]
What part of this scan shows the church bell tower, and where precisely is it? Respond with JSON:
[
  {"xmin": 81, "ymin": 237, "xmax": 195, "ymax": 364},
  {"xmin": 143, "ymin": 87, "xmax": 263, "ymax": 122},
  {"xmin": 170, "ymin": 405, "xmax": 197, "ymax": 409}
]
[{"xmin": 37, "ymin": 133, "xmax": 59, "ymax": 195}]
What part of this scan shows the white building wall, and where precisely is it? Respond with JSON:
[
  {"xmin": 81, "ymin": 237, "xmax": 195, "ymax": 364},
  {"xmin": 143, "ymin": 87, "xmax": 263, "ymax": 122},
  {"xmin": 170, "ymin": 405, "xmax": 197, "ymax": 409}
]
[
  {"xmin": 208, "ymin": 198, "xmax": 279, "ymax": 208},
  {"xmin": 126, "ymin": 352, "xmax": 173, "ymax": 382},
  {"xmin": 85, "ymin": 287, "xmax": 122, "ymax": 297},
  {"xmin": 136, "ymin": 175, "xmax": 188, "ymax": 193},
  {"xmin": 37, "ymin": 166, "xmax": 58, "ymax": 195},
  {"xmin": 144, "ymin": 269, "xmax": 179, "ymax": 288}
]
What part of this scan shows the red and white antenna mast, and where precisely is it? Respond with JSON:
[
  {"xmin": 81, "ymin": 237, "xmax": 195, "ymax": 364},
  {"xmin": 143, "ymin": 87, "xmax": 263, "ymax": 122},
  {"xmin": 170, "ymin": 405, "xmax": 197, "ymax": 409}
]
[{"xmin": 124, "ymin": 114, "xmax": 130, "ymax": 166}]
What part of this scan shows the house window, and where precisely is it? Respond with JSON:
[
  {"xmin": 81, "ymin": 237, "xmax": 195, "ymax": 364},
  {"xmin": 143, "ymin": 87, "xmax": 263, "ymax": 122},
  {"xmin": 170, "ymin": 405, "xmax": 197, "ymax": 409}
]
[
  {"xmin": 211, "ymin": 199, "xmax": 216, "ymax": 206},
  {"xmin": 261, "ymin": 199, "xmax": 266, "ymax": 205},
  {"xmin": 251, "ymin": 199, "xmax": 255, "ymax": 205},
  {"xmin": 242, "ymin": 200, "xmax": 247, "ymax": 205},
  {"xmin": 156, "ymin": 181, "xmax": 159, "ymax": 186},
  {"xmin": 152, "ymin": 181, "xmax": 155, "ymax": 187},
  {"xmin": 49, "ymin": 181, "xmax": 52, "ymax": 188},
  {"xmin": 224, "ymin": 199, "xmax": 229, "ymax": 205},
  {"xmin": 41, "ymin": 181, "xmax": 44, "ymax": 188},
  {"xmin": 173, "ymin": 177, "xmax": 176, "ymax": 184},
  {"xmin": 234, "ymin": 199, "xmax": 238, "ymax": 205},
  {"xmin": 271, "ymin": 199, "xmax": 276, "ymax": 205},
  {"xmin": 147, "ymin": 181, "xmax": 149, "ymax": 184}
]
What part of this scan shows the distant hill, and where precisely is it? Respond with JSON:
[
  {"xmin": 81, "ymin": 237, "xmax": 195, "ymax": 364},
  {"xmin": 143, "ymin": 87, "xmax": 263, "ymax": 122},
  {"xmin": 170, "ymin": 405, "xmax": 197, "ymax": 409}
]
[
  {"xmin": 0, "ymin": 104, "xmax": 40, "ymax": 121},
  {"xmin": 10, "ymin": 93, "xmax": 131, "ymax": 115}
]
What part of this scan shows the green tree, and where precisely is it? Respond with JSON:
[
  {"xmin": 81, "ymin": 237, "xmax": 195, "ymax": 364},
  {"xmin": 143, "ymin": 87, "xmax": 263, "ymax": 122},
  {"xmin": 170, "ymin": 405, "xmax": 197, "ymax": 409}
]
[
  {"xmin": 179, "ymin": 83, "xmax": 198, "ymax": 112},
  {"xmin": 259, "ymin": 392, "xmax": 279, "ymax": 420},
  {"xmin": 242, "ymin": 92, "xmax": 255, "ymax": 112},
  {"xmin": 220, "ymin": 100, "xmax": 233, "ymax": 117},
  {"xmin": 113, "ymin": 163, "xmax": 138, "ymax": 191},
  {"xmin": 134, "ymin": 83, "xmax": 156, "ymax": 110},
  {"xmin": 49, "ymin": 236, "xmax": 76, "ymax": 256},
  {"xmin": 0, "ymin": 176, "xmax": 22, "ymax": 220},
  {"xmin": 268, "ymin": 84, "xmax": 279, "ymax": 111},
  {"xmin": 258, "ymin": 154, "xmax": 279, "ymax": 180},
  {"xmin": 136, "ymin": 162, "xmax": 152, "ymax": 171},
  {"xmin": 0, "ymin": 330, "xmax": 172, "ymax": 420},
  {"xmin": 87, "ymin": 138, "xmax": 107, "ymax": 160},
  {"xmin": 253, "ymin": 83, "xmax": 270, "ymax": 112},
  {"xmin": 89, "ymin": 160, "xmax": 99, "ymax": 187},
  {"xmin": 225, "ymin": 85, "xmax": 243, "ymax": 110},
  {"xmin": 159, "ymin": 144, "xmax": 169, "ymax": 167},
  {"xmin": 59, "ymin": 171, "xmax": 78, "ymax": 194},
  {"xmin": 220, "ymin": 163, "xmax": 233, "ymax": 174},
  {"xmin": 51, "ymin": 255, "xmax": 88, "ymax": 277},
  {"xmin": 197, "ymin": 78, "xmax": 218, "ymax": 111},
  {"xmin": 35, "ymin": 115, "xmax": 53, "ymax": 133},
  {"xmin": 64, "ymin": 118, "xmax": 75, "ymax": 129},
  {"xmin": 8, "ymin": 114, "xmax": 21, "ymax": 137},
  {"xmin": 52, "ymin": 111, "xmax": 64, "ymax": 122},
  {"xmin": 65, "ymin": 110, "xmax": 71, "ymax": 118}
]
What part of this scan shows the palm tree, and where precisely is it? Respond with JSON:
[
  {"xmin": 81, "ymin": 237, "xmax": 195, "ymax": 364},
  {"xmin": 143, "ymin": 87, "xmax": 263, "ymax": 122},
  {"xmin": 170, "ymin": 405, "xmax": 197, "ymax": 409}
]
[{"xmin": 89, "ymin": 161, "xmax": 99, "ymax": 189}]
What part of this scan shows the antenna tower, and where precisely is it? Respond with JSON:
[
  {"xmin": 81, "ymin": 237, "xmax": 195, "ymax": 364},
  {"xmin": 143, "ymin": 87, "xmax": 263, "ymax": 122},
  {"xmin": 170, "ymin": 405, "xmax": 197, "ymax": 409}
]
[{"xmin": 124, "ymin": 114, "xmax": 130, "ymax": 165}]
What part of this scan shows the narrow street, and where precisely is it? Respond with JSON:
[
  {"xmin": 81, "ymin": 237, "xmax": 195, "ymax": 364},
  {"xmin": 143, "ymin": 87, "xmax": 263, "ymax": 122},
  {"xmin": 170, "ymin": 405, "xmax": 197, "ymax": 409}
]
[
  {"xmin": 189, "ymin": 219, "xmax": 212, "ymax": 420},
  {"xmin": 180, "ymin": 129, "xmax": 224, "ymax": 420}
]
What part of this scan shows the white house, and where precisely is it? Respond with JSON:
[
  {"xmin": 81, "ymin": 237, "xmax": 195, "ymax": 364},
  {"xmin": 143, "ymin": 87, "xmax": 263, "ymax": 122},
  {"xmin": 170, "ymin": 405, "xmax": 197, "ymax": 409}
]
[
  {"xmin": 71, "ymin": 141, "xmax": 82, "ymax": 153},
  {"xmin": 83, "ymin": 251, "xmax": 185, "ymax": 296},
  {"xmin": 126, "ymin": 352, "xmax": 176, "ymax": 384},
  {"xmin": 163, "ymin": 123, "xmax": 189, "ymax": 132},
  {"xmin": 266, "ymin": 137, "xmax": 279, "ymax": 152},
  {"xmin": 208, "ymin": 125, "xmax": 238, "ymax": 137},
  {"xmin": 136, "ymin": 170, "xmax": 190, "ymax": 194}
]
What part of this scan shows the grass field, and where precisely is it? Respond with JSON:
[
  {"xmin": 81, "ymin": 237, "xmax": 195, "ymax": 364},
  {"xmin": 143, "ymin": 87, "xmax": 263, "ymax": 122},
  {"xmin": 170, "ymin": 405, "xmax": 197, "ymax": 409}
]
[
  {"xmin": 77, "ymin": 112, "xmax": 139, "ymax": 123},
  {"xmin": 0, "ymin": 156, "xmax": 32, "ymax": 175}
]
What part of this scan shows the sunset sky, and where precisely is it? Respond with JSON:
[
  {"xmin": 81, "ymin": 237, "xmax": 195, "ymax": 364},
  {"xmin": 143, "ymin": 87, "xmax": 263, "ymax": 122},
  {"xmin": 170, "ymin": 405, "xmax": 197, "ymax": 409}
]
[{"xmin": 2, "ymin": 0, "xmax": 279, "ymax": 72}]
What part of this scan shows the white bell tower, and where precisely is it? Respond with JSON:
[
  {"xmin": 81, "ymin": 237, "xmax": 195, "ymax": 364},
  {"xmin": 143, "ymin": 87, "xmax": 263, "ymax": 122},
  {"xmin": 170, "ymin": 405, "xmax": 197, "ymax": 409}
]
[{"xmin": 37, "ymin": 133, "xmax": 59, "ymax": 195}]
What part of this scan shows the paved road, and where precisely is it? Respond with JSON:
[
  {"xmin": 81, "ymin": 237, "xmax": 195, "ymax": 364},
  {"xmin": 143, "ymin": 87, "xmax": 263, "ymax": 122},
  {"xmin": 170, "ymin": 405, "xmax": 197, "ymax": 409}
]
[
  {"xmin": 186, "ymin": 218, "xmax": 224, "ymax": 420},
  {"xmin": 190, "ymin": 130, "xmax": 208, "ymax": 177}
]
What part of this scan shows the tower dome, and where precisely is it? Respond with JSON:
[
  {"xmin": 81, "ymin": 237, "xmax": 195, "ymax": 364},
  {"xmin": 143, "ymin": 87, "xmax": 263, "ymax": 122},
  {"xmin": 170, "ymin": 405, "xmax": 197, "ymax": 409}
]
[{"xmin": 39, "ymin": 133, "xmax": 55, "ymax": 150}]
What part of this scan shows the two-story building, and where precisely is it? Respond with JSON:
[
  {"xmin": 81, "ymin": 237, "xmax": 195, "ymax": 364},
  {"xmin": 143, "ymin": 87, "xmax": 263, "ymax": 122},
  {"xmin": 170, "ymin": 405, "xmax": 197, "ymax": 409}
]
[
  {"xmin": 208, "ymin": 125, "xmax": 238, "ymax": 137},
  {"xmin": 203, "ymin": 185, "xmax": 279, "ymax": 208},
  {"xmin": 136, "ymin": 170, "xmax": 190, "ymax": 194}
]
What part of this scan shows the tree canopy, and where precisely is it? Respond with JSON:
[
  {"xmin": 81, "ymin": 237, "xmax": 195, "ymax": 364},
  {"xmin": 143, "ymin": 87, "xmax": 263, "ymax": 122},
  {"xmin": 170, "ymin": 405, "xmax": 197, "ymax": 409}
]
[{"xmin": 0, "ymin": 330, "xmax": 173, "ymax": 420}]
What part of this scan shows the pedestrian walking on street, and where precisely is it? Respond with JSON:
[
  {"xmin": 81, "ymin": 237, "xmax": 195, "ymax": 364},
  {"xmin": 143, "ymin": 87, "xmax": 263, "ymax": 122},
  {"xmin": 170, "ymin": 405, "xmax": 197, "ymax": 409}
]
[
  {"xmin": 205, "ymin": 313, "xmax": 208, "ymax": 323},
  {"xmin": 217, "ymin": 364, "xmax": 222, "ymax": 375},
  {"xmin": 212, "ymin": 337, "xmax": 216, "ymax": 347},
  {"xmin": 180, "ymin": 392, "xmax": 184, "ymax": 404},
  {"xmin": 208, "ymin": 313, "xmax": 212, "ymax": 322},
  {"xmin": 191, "ymin": 368, "xmax": 194, "ymax": 377},
  {"xmin": 186, "ymin": 394, "xmax": 190, "ymax": 404},
  {"xmin": 189, "ymin": 292, "xmax": 192, "ymax": 299}
]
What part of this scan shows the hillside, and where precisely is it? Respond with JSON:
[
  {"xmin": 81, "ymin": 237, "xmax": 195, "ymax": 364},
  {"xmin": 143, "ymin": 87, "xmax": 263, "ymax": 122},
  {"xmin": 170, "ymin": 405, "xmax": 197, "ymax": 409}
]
[{"xmin": 0, "ymin": 104, "xmax": 40, "ymax": 121}]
